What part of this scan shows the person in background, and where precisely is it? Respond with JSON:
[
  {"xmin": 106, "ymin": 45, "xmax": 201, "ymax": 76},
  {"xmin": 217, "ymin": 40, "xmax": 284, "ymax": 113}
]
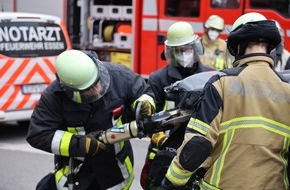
[
  {"xmin": 199, "ymin": 15, "xmax": 229, "ymax": 70},
  {"xmin": 26, "ymin": 49, "xmax": 155, "ymax": 190},
  {"xmin": 140, "ymin": 21, "xmax": 214, "ymax": 190},
  {"xmin": 270, "ymin": 20, "xmax": 290, "ymax": 71},
  {"xmin": 162, "ymin": 12, "xmax": 290, "ymax": 190}
]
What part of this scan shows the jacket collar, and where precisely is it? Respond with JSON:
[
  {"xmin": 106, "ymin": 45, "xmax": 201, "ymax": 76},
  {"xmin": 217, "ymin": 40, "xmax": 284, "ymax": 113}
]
[{"xmin": 233, "ymin": 53, "xmax": 274, "ymax": 68}]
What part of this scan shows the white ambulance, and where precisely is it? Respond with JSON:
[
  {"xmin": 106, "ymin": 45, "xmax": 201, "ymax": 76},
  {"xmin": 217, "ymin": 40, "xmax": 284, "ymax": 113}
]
[{"xmin": 0, "ymin": 12, "xmax": 71, "ymax": 125}]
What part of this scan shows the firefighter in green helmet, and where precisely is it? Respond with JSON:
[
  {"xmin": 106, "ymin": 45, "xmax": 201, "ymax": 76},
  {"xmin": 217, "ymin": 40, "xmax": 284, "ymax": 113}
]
[
  {"xmin": 199, "ymin": 15, "xmax": 230, "ymax": 70},
  {"xmin": 162, "ymin": 12, "xmax": 290, "ymax": 190},
  {"xmin": 140, "ymin": 21, "xmax": 214, "ymax": 190},
  {"xmin": 27, "ymin": 49, "xmax": 156, "ymax": 190}
]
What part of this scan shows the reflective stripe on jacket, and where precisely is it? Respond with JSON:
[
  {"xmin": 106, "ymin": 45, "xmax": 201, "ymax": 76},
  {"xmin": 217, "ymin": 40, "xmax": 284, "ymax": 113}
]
[
  {"xmin": 169, "ymin": 54, "xmax": 290, "ymax": 189},
  {"xmin": 199, "ymin": 35, "xmax": 229, "ymax": 71},
  {"xmin": 27, "ymin": 62, "xmax": 155, "ymax": 189}
]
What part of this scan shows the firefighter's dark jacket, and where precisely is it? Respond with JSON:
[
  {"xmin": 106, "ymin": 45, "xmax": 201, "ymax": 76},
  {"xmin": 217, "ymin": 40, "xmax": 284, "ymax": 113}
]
[
  {"xmin": 26, "ymin": 62, "xmax": 155, "ymax": 188},
  {"xmin": 149, "ymin": 61, "xmax": 214, "ymax": 112}
]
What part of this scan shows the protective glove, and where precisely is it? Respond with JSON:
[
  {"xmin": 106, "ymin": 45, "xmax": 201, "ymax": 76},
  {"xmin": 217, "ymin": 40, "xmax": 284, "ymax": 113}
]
[
  {"xmin": 133, "ymin": 94, "xmax": 156, "ymax": 119},
  {"xmin": 85, "ymin": 131, "xmax": 108, "ymax": 156},
  {"xmin": 151, "ymin": 131, "xmax": 168, "ymax": 149},
  {"xmin": 139, "ymin": 100, "xmax": 155, "ymax": 118}
]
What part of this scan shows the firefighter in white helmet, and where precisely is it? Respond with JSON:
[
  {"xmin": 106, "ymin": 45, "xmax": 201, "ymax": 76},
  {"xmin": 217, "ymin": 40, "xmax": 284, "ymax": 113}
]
[
  {"xmin": 27, "ymin": 49, "xmax": 156, "ymax": 190},
  {"xmin": 162, "ymin": 12, "xmax": 290, "ymax": 189},
  {"xmin": 199, "ymin": 15, "xmax": 230, "ymax": 70},
  {"xmin": 140, "ymin": 21, "xmax": 214, "ymax": 190}
]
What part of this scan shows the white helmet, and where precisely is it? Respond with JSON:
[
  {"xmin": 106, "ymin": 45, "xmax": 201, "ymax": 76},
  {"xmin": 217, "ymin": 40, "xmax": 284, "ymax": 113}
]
[
  {"xmin": 56, "ymin": 50, "xmax": 110, "ymax": 103},
  {"xmin": 204, "ymin": 15, "xmax": 225, "ymax": 31},
  {"xmin": 227, "ymin": 12, "xmax": 281, "ymax": 60},
  {"xmin": 164, "ymin": 22, "xmax": 203, "ymax": 67}
]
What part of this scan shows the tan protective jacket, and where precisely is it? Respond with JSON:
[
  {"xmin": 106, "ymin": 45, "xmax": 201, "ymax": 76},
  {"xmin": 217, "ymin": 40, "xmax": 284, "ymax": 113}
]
[
  {"xmin": 169, "ymin": 54, "xmax": 290, "ymax": 190},
  {"xmin": 199, "ymin": 35, "xmax": 229, "ymax": 70}
]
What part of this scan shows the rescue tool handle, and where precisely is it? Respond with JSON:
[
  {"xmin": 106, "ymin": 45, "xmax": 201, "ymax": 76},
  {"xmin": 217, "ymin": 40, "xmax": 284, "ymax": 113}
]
[
  {"xmin": 99, "ymin": 108, "xmax": 193, "ymax": 145},
  {"xmin": 135, "ymin": 101, "xmax": 145, "ymax": 138}
]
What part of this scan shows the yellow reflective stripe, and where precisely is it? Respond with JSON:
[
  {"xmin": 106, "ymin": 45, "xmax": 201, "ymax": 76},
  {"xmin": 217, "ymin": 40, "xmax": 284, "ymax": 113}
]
[
  {"xmin": 210, "ymin": 129, "xmax": 235, "ymax": 187},
  {"xmin": 73, "ymin": 91, "xmax": 82, "ymax": 103},
  {"xmin": 132, "ymin": 94, "xmax": 156, "ymax": 110},
  {"xmin": 187, "ymin": 118, "xmax": 210, "ymax": 135},
  {"xmin": 149, "ymin": 147, "xmax": 158, "ymax": 159},
  {"xmin": 200, "ymin": 179, "xmax": 221, "ymax": 190},
  {"xmin": 67, "ymin": 127, "xmax": 77, "ymax": 134},
  {"xmin": 220, "ymin": 116, "xmax": 290, "ymax": 138},
  {"xmin": 60, "ymin": 132, "xmax": 73, "ymax": 156},
  {"xmin": 55, "ymin": 165, "xmax": 69, "ymax": 182},
  {"xmin": 123, "ymin": 156, "xmax": 134, "ymax": 190},
  {"xmin": 215, "ymin": 58, "xmax": 225, "ymax": 70},
  {"xmin": 166, "ymin": 160, "xmax": 193, "ymax": 186},
  {"xmin": 149, "ymin": 152, "xmax": 156, "ymax": 159},
  {"xmin": 67, "ymin": 126, "xmax": 86, "ymax": 135},
  {"xmin": 116, "ymin": 116, "xmax": 123, "ymax": 126},
  {"xmin": 208, "ymin": 116, "xmax": 290, "ymax": 188},
  {"xmin": 282, "ymin": 138, "xmax": 290, "ymax": 188},
  {"xmin": 163, "ymin": 100, "xmax": 168, "ymax": 111}
]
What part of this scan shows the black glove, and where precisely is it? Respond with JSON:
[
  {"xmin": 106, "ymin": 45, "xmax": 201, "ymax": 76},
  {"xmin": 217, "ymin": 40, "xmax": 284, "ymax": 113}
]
[
  {"xmin": 85, "ymin": 131, "xmax": 108, "ymax": 156},
  {"xmin": 161, "ymin": 177, "xmax": 188, "ymax": 190}
]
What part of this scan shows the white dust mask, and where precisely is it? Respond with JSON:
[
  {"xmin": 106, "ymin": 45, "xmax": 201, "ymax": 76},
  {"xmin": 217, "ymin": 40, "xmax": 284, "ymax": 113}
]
[
  {"xmin": 208, "ymin": 30, "xmax": 219, "ymax": 41},
  {"xmin": 175, "ymin": 52, "xmax": 194, "ymax": 68}
]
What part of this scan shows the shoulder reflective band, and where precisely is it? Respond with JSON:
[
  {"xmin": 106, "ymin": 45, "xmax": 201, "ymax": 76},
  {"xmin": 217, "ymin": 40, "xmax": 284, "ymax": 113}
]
[{"xmin": 187, "ymin": 118, "xmax": 211, "ymax": 135}]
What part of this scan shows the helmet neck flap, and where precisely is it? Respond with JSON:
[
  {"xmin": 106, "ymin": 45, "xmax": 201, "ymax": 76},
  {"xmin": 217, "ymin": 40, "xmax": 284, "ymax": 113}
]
[{"xmin": 227, "ymin": 20, "xmax": 281, "ymax": 59}]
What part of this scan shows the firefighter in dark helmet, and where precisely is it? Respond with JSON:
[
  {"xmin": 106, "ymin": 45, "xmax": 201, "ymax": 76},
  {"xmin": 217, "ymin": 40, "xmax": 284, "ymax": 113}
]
[{"xmin": 162, "ymin": 12, "xmax": 290, "ymax": 190}]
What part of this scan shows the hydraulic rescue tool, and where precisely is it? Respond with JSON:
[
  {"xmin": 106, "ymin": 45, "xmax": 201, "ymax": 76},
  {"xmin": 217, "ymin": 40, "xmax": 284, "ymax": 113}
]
[
  {"xmin": 98, "ymin": 69, "xmax": 290, "ymax": 144},
  {"xmin": 99, "ymin": 71, "xmax": 219, "ymax": 144},
  {"xmin": 99, "ymin": 106, "xmax": 194, "ymax": 144}
]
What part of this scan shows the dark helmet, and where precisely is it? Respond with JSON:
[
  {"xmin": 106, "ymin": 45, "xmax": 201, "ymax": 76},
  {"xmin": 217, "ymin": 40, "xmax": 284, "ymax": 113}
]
[{"xmin": 227, "ymin": 12, "xmax": 281, "ymax": 59}]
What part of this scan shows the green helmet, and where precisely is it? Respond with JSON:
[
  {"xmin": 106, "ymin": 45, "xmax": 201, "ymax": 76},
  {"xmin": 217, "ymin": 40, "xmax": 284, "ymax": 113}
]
[
  {"xmin": 56, "ymin": 49, "xmax": 99, "ymax": 90},
  {"xmin": 204, "ymin": 15, "xmax": 225, "ymax": 31},
  {"xmin": 56, "ymin": 50, "xmax": 110, "ymax": 103},
  {"xmin": 165, "ymin": 21, "xmax": 198, "ymax": 47},
  {"xmin": 163, "ymin": 22, "xmax": 203, "ymax": 67}
]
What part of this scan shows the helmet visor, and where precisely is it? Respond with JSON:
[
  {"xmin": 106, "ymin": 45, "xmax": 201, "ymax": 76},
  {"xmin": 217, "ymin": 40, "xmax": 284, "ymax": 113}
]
[
  {"xmin": 165, "ymin": 41, "xmax": 203, "ymax": 66},
  {"xmin": 64, "ymin": 60, "xmax": 110, "ymax": 104}
]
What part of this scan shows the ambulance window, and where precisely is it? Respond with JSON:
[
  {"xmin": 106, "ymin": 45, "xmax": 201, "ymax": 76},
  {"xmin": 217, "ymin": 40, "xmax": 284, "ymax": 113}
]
[
  {"xmin": 0, "ymin": 21, "xmax": 68, "ymax": 58},
  {"xmin": 211, "ymin": 0, "xmax": 240, "ymax": 8},
  {"xmin": 250, "ymin": 0, "xmax": 290, "ymax": 18},
  {"xmin": 165, "ymin": 0, "xmax": 200, "ymax": 17}
]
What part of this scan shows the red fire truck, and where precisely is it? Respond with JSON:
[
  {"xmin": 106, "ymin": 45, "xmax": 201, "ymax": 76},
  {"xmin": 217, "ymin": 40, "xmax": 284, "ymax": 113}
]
[
  {"xmin": 5, "ymin": 0, "xmax": 290, "ymax": 77},
  {"xmin": 60, "ymin": 0, "xmax": 289, "ymax": 78}
]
